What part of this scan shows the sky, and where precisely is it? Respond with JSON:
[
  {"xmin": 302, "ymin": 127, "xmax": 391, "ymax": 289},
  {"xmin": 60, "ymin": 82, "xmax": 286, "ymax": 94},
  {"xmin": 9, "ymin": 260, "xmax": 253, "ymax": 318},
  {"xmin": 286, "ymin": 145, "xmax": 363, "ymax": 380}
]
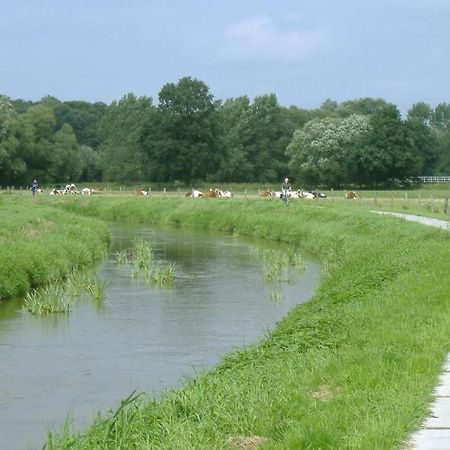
[{"xmin": 1, "ymin": 0, "xmax": 449, "ymax": 113}]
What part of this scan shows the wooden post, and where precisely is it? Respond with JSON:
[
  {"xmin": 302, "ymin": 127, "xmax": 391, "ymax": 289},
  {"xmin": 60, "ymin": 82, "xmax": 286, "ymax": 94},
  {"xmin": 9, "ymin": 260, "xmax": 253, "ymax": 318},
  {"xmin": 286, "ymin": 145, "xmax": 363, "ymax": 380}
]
[
  {"xmin": 404, "ymin": 191, "xmax": 408, "ymax": 209},
  {"xmin": 444, "ymin": 196, "xmax": 448, "ymax": 215},
  {"xmin": 374, "ymin": 191, "xmax": 378, "ymax": 207},
  {"xmin": 390, "ymin": 193, "xmax": 394, "ymax": 209},
  {"xmin": 177, "ymin": 188, "xmax": 180, "ymax": 197},
  {"xmin": 418, "ymin": 192, "xmax": 421, "ymax": 209},
  {"xmin": 164, "ymin": 187, "xmax": 166, "ymax": 198},
  {"xmin": 431, "ymin": 193, "xmax": 434, "ymax": 213},
  {"xmin": 245, "ymin": 188, "xmax": 248, "ymax": 199},
  {"xmin": 149, "ymin": 187, "xmax": 151, "ymax": 197}
]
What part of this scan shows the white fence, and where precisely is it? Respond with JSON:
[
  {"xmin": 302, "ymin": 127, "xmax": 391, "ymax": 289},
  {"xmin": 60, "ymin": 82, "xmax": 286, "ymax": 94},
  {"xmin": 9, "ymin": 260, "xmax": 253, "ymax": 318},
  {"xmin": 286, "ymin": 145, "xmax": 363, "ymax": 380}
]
[{"xmin": 418, "ymin": 176, "xmax": 450, "ymax": 183}]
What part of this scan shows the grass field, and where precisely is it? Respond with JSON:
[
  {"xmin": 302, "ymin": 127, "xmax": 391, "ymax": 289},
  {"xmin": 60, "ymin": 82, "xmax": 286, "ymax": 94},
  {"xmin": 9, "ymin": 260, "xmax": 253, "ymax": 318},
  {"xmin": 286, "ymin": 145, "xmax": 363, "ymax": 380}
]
[{"xmin": 20, "ymin": 192, "xmax": 448, "ymax": 449}]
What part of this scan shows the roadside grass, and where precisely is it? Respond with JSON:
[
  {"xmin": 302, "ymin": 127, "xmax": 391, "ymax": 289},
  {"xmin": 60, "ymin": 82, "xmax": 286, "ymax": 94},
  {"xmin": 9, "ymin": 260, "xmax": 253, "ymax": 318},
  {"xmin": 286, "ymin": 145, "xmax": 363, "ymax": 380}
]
[{"xmin": 42, "ymin": 195, "xmax": 450, "ymax": 449}]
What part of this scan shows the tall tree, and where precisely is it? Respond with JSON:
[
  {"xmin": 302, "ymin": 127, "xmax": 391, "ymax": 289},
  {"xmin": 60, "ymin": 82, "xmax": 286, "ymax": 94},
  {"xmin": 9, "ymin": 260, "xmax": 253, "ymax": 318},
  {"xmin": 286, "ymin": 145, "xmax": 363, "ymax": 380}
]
[
  {"xmin": 287, "ymin": 114, "xmax": 370, "ymax": 187},
  {"xmin": 406, "ymin": 103, "xmax": 438, "ymax": 175},
  {"xmin": 142, "ymin": 77, "xmax": 220, "ymax": 184},
  {"xmin": 349, "ymin": 105, "xmax": 422, "ymax": 187},
  {"xmin": 99, "ymin": 93, "xmax": 154, "ymax": 182}
]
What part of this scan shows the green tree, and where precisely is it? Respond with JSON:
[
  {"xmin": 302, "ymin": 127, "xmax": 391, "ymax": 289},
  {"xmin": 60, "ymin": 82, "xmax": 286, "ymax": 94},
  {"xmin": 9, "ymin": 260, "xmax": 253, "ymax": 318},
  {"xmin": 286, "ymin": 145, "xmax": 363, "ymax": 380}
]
[
  {"xmin": 349, "ymin": 105, "xmax": 422, "ymax": 187},
  {"xmin": 142, "ymin": 77, "xmax": 220, "ymax": 184},
  {"xmin": 215, "ymin": 96, "xmax": 253, "ymax": 182},
  {"xmin": 0, "ymin": 96, "xmax": 27, "ymax": 185},
  {"xmin": 287, "ymin": 114, "xmax": 370, "ymax": 187},
  {"xmin": 406, "ymin": 103, "xmax": 438, "ymax": 175},
  {"xmin": 99, "ymin": 93, "xmax": 154, "ymax": 182}
]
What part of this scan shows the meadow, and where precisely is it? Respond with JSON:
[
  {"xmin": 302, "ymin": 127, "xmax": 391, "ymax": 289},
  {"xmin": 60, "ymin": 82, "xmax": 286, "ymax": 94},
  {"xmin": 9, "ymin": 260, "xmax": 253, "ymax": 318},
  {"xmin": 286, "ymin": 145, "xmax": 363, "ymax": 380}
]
[
  {"xmin": 1, "ymin": 188, "xmax": 450, "ymax": 449},
  {"xmin": 23, "ymin": 191, "xmax": 449, "ymax": 449}
]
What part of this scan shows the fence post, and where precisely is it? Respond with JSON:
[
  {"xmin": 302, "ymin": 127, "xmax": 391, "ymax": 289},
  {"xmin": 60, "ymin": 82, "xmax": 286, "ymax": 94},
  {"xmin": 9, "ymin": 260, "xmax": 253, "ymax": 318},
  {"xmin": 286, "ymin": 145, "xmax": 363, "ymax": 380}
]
[
  {"xmin": 245, "ymin": 188, "xmax": 248, "ymax": 199},
  {"xmin": 404, "ymin": 191, "xmax": 408, "ymax": 209},
  {"xmin": 390, "ymin": 193, "xmax": 394, "ymax": 209},
  {"xmin": 164, "ymin": 187, "xmax": 166, "ymax": 198},
  {"xmin": 418, "ymin": 192, "xmax": 421, "ymax": 209},
  {"xmin": 177, "ymin": 188, "xmax": 180, "ymax": 197},
  {"xmin": 431, "ymin": 193, "xmax": 434, "ymax": 213},
  {"xmin": 148, "ymin": 187, "xmax": 151, "ymax": 197},
  {"xmin": 374, "ymin": 191, "xmax": 378, "ymax": 207},
  {"xmin": 444, "ymin": 197, "xmax": 448, "ymax": 215}
]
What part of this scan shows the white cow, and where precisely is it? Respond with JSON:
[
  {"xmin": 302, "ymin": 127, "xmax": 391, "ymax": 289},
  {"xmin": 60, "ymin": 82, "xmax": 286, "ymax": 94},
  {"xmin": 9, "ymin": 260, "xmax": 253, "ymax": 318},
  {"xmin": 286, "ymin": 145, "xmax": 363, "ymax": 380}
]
[
  {"xmin": 185, "ymin": 189, "xmax": 203, "ymax": 198},
  {"xmin": 214, "ymin": 188, "xmax": 233, "ymax": 198}
]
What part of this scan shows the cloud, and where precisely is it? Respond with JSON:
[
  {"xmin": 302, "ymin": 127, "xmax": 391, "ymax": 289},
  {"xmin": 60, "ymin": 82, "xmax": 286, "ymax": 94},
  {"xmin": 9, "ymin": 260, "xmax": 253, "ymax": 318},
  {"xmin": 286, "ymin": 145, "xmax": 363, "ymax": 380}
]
[{"xmin": 218, "ymin": 15, "xmax": 327, "ymax": 64}]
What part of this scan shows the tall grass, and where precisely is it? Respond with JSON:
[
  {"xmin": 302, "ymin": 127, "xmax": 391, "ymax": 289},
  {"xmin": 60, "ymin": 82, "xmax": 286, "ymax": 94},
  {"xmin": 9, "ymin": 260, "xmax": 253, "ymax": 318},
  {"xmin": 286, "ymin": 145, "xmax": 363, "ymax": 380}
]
[
  {"xmin": 0, "ymin": 195, "xmax": 110, "ymax": 301},
  {"xmin": 115, "ymin": 238, "xmax": 175, "ymax": 286},
  {"xmin": 45, "ymin": 196, "xmax": 450, "ymax": 449},
  {"xmin": 23, "ymin": 283, "xmax": 71, "ymax": 315}
]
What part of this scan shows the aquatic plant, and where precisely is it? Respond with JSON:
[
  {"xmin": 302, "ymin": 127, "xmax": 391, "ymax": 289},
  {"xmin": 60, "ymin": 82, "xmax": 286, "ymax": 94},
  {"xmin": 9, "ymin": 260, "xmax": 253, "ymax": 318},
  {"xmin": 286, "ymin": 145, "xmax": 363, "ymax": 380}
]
[
  {"xmin": 23, "ymin": 283, "xmax": 71, "ymax": 315},
  {"xmin": 261, "ymin": 247, "xmax": 304, "ymax": 282},
  {"xmin": 119, "ymin": 238, "xmax": 175, "ymax": 286},
  {"xmin": 85, "ymin": 278, "xmax": 107, "ymax": 303},
  {"xmin": 152, "ymin": 263, "xmax": 176, "ymax": 285}
]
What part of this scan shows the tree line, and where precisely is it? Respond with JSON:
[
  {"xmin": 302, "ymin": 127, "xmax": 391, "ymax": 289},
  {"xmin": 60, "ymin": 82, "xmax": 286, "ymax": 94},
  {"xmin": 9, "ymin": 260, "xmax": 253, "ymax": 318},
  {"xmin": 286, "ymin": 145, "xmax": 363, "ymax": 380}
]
[{"xmin": 1, "ymin": 76, "xmax": 449, "ymax": 188}]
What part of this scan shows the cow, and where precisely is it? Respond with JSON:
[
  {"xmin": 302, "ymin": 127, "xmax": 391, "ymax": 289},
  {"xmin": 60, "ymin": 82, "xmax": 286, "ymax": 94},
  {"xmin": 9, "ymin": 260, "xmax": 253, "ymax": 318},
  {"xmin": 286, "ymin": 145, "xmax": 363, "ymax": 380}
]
[
  {"xmin": 259, "ymin": 190, "xmax": 272, "ymax": 197},
  {"xmin": 346, "ymin": 191, "xmax": 358, "ymax": 199},
  {"xmin": 185, "ymin": 189, "xmax": 203, "ymax": 198},
  {"xmin": 205, "ymin": 189, "xmax": 218, "ymax": 198},
  {"xmin": 214, "ymin": 188, "xmax": 233, "ymax": 198},
  {"xmin": 132, "ymin": 190, "xmax": 149, "ymax": 196}
]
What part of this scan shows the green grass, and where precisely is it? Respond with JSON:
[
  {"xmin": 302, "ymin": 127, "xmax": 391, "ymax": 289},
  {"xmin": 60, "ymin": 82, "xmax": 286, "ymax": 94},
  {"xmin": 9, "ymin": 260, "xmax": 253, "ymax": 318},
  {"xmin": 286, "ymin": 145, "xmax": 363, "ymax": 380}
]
[
  {"xmin": 39, "ymin": 195, "xmax": 450, "ymax": 449},
  {"xmin": 115, "ymin": 237, "xmax": 176, "ymax": 286},
  {"xmin": 0, "ymin": 195, "xmax": 110, "ymax": 301},
  {"xmin": 23, "ymin": 283, "xmax": 71, "ymax": 315}
]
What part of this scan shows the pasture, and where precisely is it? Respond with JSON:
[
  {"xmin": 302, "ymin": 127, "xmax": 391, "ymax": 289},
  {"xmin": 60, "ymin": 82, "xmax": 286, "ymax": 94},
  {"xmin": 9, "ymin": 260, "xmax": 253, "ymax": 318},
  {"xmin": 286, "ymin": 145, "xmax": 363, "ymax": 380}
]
[{"xmin": 25, "ymin": 191, "xmax": 450, "ymax": 449}]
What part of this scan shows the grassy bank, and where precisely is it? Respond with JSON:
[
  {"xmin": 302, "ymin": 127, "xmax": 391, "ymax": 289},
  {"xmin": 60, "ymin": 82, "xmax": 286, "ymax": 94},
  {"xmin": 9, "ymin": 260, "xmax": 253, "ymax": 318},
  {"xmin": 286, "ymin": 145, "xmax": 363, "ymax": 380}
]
[
  {"xmin": 0, "ymin": 195, "xmax": 110, "ymax": 300},
  {"xmin": 40, "ymin": 195, "xmax": 450, "ymax": 449}
]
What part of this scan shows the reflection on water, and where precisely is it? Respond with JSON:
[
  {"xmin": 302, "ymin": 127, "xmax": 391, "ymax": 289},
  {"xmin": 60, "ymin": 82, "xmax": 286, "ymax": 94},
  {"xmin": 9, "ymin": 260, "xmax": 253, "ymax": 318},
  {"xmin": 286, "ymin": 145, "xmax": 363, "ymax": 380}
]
[{"xmin": 0, "ymin": 223, "xmax": 320, "ymax": 450}]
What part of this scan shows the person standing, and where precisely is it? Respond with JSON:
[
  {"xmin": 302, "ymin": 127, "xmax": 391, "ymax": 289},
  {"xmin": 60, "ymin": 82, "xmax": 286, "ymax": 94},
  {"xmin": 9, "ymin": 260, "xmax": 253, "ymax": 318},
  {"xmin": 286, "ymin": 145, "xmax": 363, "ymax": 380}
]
[{"xmin": 31, "ymin": 179, "xmax": 38, "ymax": 196}]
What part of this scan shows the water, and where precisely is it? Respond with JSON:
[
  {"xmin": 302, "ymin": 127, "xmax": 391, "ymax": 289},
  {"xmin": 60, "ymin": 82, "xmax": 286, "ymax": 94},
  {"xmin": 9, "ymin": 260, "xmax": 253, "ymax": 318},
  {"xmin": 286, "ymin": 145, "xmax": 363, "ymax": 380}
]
[{"xmin": 0, "ymin": 224, "xmax": 320, "ymax": 450}]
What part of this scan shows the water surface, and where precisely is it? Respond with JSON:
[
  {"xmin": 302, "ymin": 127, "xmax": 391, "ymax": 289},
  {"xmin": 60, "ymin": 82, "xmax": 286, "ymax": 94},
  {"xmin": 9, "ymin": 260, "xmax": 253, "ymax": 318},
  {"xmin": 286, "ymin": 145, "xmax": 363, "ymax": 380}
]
[{"xmin": 0, "ymin": 224, "xmax": 320, "ymax": 449}]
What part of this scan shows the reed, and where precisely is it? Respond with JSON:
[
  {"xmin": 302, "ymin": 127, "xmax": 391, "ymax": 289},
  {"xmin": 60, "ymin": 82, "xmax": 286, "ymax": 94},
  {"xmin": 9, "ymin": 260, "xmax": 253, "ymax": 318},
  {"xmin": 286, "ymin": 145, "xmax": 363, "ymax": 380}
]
[
  {"xmin": 152, "ymin": 263, "xmax": 176, "ymax": 285},
  {"xmin": 117, "ymin": 238, "xmax": 175, "ymax": 286},
  {"xmin": 261, "ymin": 247, "xmax": 304, "ymax": 282},
  {"xmin": 84, "ymin": 278, "xmax": 107, "ymax": 303},
  {"xmin": 23, "ymin": 283, "xmax": 71, "ymax": 315}
]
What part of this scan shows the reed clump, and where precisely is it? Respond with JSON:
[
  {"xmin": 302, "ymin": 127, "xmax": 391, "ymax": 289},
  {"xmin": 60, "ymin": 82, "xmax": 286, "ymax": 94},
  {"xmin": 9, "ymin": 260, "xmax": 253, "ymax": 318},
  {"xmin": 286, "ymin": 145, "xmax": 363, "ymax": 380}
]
[
  {"xmin": 115, "ymin": 238, "xmax": 175, "ymax": 286},
  {"xmin": 23, "ymin": 283, "xmax": 71, "ymax": 315}
]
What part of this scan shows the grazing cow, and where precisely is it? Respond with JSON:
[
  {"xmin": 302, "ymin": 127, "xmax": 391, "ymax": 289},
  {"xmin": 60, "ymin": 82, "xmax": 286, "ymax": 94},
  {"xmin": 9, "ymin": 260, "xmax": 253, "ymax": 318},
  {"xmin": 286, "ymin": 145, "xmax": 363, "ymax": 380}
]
[
  {"xmin": 214, "ymin": 188, "xmax": 233, "ymax": 198},
  {"xmin": 81, "ymin": 187, "xmax": 92, "ymax": 195},
  {"xmin": 259, "ymin": 190, "xmax": 272, "ymax": 197},
  {"xmin": 132, "ymin": 190, "xmax": 149, "ymax": 196},
  {"xmin": 185, "ymin": 189, "xmax": 203, "ymax": 198},
  {"xmin": 49, "ymin": 188, "xmax": 63, "ymax": 195},
  {"xmin": 346, "ymin": 191, "xmax": 358, "ymax": 199},
  {"xmin": 205, "ymin": 189, "xmax": 218, "ymax": 198}
]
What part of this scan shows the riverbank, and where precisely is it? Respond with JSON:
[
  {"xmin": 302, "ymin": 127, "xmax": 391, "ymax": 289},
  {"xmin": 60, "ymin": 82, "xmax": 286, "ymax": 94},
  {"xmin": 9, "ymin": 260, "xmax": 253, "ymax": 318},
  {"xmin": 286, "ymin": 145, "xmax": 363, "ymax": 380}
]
[
  {"xmin": 0, "ymin": 196, "xmax": 110, "ymax": 300},
  {"xmin": 36, "ymin": 196, "xmax": 450, "ymax": 448}
]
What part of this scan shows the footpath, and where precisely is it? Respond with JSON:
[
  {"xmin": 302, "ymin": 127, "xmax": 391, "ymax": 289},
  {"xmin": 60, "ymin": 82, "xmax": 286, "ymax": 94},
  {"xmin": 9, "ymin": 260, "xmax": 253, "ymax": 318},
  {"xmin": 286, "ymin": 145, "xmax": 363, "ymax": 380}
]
[{"xmin": 374, "ymin": 212, "xmax": 450, "ymax": 449}]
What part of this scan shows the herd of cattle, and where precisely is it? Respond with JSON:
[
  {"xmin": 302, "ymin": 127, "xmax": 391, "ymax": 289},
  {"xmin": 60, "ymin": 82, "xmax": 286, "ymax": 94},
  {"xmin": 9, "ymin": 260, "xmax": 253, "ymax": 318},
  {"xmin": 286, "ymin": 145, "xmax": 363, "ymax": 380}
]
[
  {"xmin": 39, "ymin": 184, "xmax": 359, "ymax": 200},
  {"xmin": 48, "ymin": 184, "xmax": 102, "ymax": 195}
]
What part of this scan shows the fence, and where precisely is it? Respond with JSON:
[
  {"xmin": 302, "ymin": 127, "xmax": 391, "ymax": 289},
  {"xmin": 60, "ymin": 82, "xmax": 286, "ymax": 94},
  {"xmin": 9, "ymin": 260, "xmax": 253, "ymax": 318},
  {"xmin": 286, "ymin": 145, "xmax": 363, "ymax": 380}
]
[{"xmin": 418, "ymin": 176, "xmax": 450, "ymax": 183}]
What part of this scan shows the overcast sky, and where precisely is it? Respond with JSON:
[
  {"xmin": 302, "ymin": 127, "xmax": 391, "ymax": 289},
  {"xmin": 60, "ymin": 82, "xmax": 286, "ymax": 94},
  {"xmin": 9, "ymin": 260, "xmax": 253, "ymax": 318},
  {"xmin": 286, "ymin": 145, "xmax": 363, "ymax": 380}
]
[{"xmin": 1, "ymin": 0, "xmax": 449, "ymax": 113}]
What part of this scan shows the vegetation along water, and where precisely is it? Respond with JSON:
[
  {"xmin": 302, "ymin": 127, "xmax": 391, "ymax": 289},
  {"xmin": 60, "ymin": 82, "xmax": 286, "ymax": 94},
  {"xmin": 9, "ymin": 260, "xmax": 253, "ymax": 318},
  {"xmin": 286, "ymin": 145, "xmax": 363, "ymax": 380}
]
[{"xmin": 11, "ymin": 193, "xmax": 444, "ymax": 449}]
